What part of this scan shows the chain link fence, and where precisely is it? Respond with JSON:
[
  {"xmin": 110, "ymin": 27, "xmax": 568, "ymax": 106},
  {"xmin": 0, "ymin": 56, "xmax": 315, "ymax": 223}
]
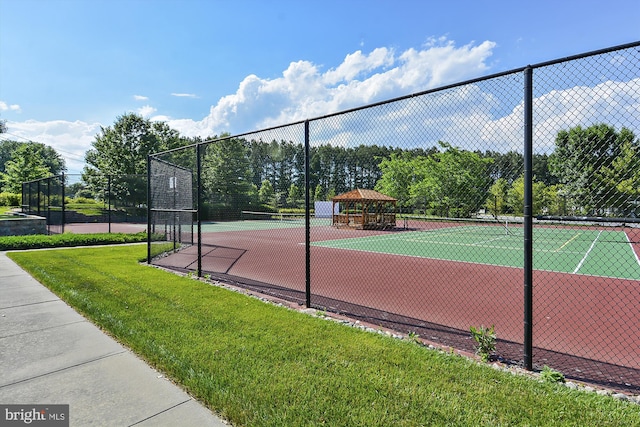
[
  {"xmin": 149, "ymin": 42, "xmax": 640, "ymax": 393},
  {"xmin": 22, "ymin": 174, "xmax": 146, "ymax": 234}
]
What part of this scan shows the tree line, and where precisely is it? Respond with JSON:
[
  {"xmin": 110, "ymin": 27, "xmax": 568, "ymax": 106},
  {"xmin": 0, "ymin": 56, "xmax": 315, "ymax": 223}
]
[
  {"xmin": 4, "ymin": 113, "xmax": 639, "ymax": 220},
  {"xmin": 201, "ymin": 124, "xmax": 639, "ymax": 219}
]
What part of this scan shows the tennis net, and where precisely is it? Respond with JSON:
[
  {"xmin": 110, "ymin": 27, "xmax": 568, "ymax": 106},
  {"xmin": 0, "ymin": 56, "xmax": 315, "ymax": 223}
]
[
  {"xmin": 401, "ymin": 215, "xmax": 520, "ymax": 236},
  {"xmin": 240, "ymin": 210, "xmax": 306, "ymax": 222}
]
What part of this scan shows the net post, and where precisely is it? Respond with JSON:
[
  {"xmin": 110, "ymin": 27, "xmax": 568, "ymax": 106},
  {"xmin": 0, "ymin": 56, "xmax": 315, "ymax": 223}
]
[{"xmin": 523, "ymin": 66, "xmax": 534, "ymax": 371}]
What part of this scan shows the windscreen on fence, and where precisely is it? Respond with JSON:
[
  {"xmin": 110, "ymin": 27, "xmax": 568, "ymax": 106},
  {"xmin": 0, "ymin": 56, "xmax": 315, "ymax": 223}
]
[
  {"xmin": 149, "ymin": 156, "xmax": 195, "ymax": 250},
  {"xmin": 148, "ymin": 41, "xmax": 640, "ymax": 394}
]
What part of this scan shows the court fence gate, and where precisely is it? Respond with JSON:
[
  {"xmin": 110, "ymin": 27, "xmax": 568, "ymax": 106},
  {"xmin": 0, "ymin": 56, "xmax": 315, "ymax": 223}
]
[{"xmin": 148, "ymin": 41, "xmax": 640, "ymax": 393}]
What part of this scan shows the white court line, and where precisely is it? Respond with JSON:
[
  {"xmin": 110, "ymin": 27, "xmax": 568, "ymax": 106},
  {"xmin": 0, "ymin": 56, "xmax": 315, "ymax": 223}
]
[
  {"xmin": 573, "ymin": 230, "xmax": 602, "ymax": 274},
  {"xmin": 471, "ymin": 235, "xmax": 511, "ymax": 246},
  {"xmin": 625, "ymin": 231, "xmax": 640, "ymax": 267}
]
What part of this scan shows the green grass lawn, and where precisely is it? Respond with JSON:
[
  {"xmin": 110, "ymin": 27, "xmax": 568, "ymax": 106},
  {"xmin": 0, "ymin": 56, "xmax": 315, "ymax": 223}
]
[{"xmin": 8, "ymin": 245, "xmax": 640, "ymax": 426}]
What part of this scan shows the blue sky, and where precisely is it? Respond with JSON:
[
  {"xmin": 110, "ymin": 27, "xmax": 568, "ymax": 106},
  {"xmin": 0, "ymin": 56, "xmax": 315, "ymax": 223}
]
[{"xmin": 1, "ymin": 0, "xmax": 639, "ymax": 173}]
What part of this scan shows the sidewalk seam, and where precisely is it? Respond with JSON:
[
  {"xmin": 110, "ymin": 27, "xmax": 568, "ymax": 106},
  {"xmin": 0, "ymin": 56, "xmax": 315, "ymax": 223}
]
[
  {"xmin": 0, "ymin": 298, "xmax": 61, "ymax": 310},
  {"xmin": 0, "ymin": 319, "xmax": 87, "ymax": 339},
  {"xmin": 127, "ymin": 398, "xmax": 194, "ymax": 426},
  {"xmin": 0, "ymin": 349, "xmax": 127, "ymax": 389}
]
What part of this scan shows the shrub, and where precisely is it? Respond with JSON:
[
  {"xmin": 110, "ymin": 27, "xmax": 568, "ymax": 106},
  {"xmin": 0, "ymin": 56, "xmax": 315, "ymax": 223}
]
[
  {"xmin": 75, "ymin": 189, "xmax": 95, "ymax": 199},
  {"xmin": 0, "ymin": 231, "xmax": 162, "ymax": 251},
  {"xmin": 0, "ymin": 192, "xmax": 21, "ymax": 207},
  {"xmin": 540, "ymin": 365, "xmax": 566, "ymax": 383},
  {"xmin": 470, "ymin": 325, "xmax": 496, "ymax": 362},
  {"xmin": 71, "ymin": 196, "xmax": 99, "ymax": 204}
]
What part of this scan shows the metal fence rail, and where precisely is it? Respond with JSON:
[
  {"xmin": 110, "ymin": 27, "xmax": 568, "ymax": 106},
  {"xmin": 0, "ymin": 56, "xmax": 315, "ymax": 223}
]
[{"xmin": 148, "ymin": 41, "xmax": 640, "ymax": 393}]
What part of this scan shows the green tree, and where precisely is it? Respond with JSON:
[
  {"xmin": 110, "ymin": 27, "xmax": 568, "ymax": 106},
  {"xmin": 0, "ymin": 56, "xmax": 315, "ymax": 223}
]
[
  {"xmin": 532, "ymin": 154, "xmax": 558, "ymax": 186},
  {"xmin": 405, "ymin": 156, "xmax": 434, "ymax": 213},
  {"xmin": 426, "ymin": 143, "xmax": 493, "ymax": 217},
  {"xmin": 485, "ymin": 178, "xmax": 510, "ymax": 217},
  {"xmin": 0, "ymin": 140, "xmax": 65, "ymax": 178},
  {"xmin": 544, "ymin": 184, "xmax": 564, "ymax": 216},
  {"xmin": 84, "ymin": 113, "xmax": 190, "ymax": 207},
  {"xmin": 286, "ymin": 183, "xmax": 302, "ymax": 208},
  {"xmin": 85, "ymin": 113, "xmax": 186, "ymax": 176},
  {"xmin": 549, "ymin": 124, "xmax": 638, "ymax": 215},
  {"xmin": 313, "ymin": 183, "xmax": 326, "ymax": 202},
  {"xmin": 376, "ymin": 143, "xmax": 493, "ymax": 217},
  {"xmin": 258, "ymin": 179, "xmax": 275, "ymax": 208},
  {"xmin": 0, "ymin": 140, "xmax": 20, "ymax": 175},
  {"xmin": 484, "ymin": 150, "xmax": 522, "ymax": 184},
  {"xmin": 202, "ymin": 137, "xmax": 254, "ymax": 218},
  {"xmin": 1, "ymin": 144, "xmax": 53, "ymax": 193},
  {"xmin": 507, "ymin": 176, "xmax": 548, "ymax": 216},
  {"xmin": 601, "ymin": 137, "xmax": 640, "ymax": 215},
  {"xmin": 375, "ymin": 152, "xmax": 417, "ymax": 209}
]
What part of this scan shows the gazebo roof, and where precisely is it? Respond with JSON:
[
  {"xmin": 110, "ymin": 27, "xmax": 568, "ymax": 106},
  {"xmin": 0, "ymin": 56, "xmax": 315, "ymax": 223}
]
[{"xmin": 332, "ymin": 189, "xmax": 397, "ymax": 202}]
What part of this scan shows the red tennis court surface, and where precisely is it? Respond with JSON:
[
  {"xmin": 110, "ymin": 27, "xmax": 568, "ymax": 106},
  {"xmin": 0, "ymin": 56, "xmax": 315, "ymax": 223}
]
[{"xmin": 152, "ymin": 222, "xmax": 640, "ymax": 393}]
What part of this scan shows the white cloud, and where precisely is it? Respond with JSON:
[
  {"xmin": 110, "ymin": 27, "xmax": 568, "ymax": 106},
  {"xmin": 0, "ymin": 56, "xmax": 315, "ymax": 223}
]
[
  {"xmin": 171, "ymin": 93, "xmax": 198, "ymax": 98},
  {"xmin": 7, "ymin": 37, "xmax": 639, "ymax": 175},
  {"xmin": 5, "ymin": 38, "xmax": 502, "ymax": 158},
  {"xmin": 0, "ymin": 101, "xmax": 21, "ymax": 112},
  {"xmin": 5, "ymin": 119, "xmax": 101, "ymax": 174},
  {"xmin": 169, "ymin": 38, "xmax": 498, "ymax": 136},
  {"xmin": 323, "ymin": 47, "xmax": 395, "ymax": 85},
  {"xmin": 397, "ymin": 40, "xmax": 496, "ymax": 89},
  {"xmin": 481, "ymin": 78, "xmax": 640, "ymax": 153},
  {"xmin": 137, "ymin": 105, "xmax": 157, "ymax": 117}
]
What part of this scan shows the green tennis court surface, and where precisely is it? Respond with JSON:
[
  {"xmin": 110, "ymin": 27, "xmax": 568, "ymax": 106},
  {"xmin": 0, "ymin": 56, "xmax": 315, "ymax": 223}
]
[{"xmin": 312, "ymin": 225, "xmax": 640, "ymax": 280}]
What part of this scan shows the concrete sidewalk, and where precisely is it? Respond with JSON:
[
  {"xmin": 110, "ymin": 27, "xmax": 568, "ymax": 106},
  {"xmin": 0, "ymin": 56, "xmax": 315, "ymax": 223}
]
[{"xmin": 0, "ymin": 252, "xmax": 229, "ymax": 426}]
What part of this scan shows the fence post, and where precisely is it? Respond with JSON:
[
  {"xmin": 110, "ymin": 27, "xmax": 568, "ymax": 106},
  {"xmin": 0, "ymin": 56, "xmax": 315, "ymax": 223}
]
[
  {"xmin": 523, "ymin": 66, "xmax": 534, "ymax": 371},
  {"xmin": 107, "ymin": 175, "xmax": 112, "ymax": 233},
  {"xmin": 37, "ymin": 180, "xmax": 41, "ymax": 217},
  {"xmin": 146, "ymin": 156, "xmax": 152, "ymax": 264},
  {"xmin": 46, "ymin": 177, "xmax": 51, "ymax": 231},
  {"xmin": 305, "ymin": 120, "xmax": 311, "ymax": 308},
  {"xmin": 197, "ymin": 143, "xmax": 203, "ymax": 277},
  {"xmin": 61, "ymin": 174, "xmax": 65, "ymax": 234}
]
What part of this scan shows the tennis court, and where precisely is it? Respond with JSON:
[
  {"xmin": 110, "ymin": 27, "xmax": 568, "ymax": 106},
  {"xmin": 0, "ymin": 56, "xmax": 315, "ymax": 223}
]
[
  {"xmin": 311, "ymin": 219, "xmax": 640, "ymax": 280},
  {"xmin": 200, "ymin": 214, "xmax": 640, "ymax": 280}
]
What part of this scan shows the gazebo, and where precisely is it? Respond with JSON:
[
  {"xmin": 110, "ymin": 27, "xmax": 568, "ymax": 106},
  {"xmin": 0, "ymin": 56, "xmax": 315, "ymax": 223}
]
[{"xmin": 332, "ymin": 189, "xmax": 397, "ymax": 230}]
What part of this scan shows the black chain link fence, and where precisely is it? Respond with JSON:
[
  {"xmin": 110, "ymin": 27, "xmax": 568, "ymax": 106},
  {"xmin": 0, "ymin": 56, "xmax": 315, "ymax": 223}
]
[
  {"xmin": 22, "ymin": 174, "xmax": 146, "ymax": 234},
  {"xmin": 148, "ymin": 42, "xmax": 640, "ymax": 393}
]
